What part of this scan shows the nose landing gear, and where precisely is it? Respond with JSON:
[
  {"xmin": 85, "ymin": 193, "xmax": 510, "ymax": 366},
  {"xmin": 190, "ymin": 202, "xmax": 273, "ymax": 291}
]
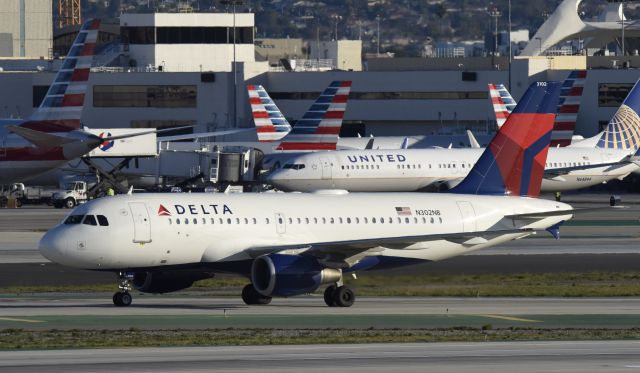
[{"xmin": 113, "ymin": 272, "xmax": 134, "ymax": 307}]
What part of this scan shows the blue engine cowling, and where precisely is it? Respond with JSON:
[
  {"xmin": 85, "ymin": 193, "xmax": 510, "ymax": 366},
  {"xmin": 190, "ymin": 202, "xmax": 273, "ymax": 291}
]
[{"xmin": 251, "ymin": 254, "xmax": 342, "ymax": 297}]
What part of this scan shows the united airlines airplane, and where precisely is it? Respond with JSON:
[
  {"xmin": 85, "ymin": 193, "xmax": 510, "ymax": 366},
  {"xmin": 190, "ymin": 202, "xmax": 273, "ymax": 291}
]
[
  {"xmin": 40, "ymin": 81, "xmax": 592, "ymax": 308},
  {"xmin": 266, "ymin": 79, "xmax": 640, "ymax": 193}
]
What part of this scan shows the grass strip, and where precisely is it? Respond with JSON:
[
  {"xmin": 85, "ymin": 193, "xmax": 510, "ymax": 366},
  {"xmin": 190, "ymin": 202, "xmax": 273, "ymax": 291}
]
[
  {"xmin": 3, "ymin": 271, "xmax": 640, "ymax": 297},
  {"xmin": 1, "ymin": 327, "xmax": 639, "ymax": 350}
]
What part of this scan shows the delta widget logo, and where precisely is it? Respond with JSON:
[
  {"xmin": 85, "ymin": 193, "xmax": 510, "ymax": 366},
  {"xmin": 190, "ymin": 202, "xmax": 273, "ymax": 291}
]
[
  {"xmin": 98, "ymin": 132, "xmax": 114, "ymax": 151},
  {"xmin": 158, "ymin": 204, "xmax": 171, "ymax": 216}
]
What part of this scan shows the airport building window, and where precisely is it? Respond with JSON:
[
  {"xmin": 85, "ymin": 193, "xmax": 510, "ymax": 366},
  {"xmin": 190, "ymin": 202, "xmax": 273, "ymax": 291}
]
[
  {"xmin": 122, "ymin": 26, "xmax": 253, "ymax": 45},
  {"xmin": 270, "ymin": 91, "xmax": 487, "ymax": 100},
  {"xmin": 94, "ymin": 85, "xmax": 197, "ymax": 108},
  {"xmin": 599, "ymin": 83, "xmax": 634, "ymax": 107}
]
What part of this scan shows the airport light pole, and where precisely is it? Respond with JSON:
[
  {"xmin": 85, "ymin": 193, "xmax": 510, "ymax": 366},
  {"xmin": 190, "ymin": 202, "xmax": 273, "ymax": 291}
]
[
  {"xmin": 220, "ymin": 0, "xmax": 243, "ymax": 128},
  {"xmin": 376, "ymin": 15, "xmax": 381, "ymax": 56},
  {"xmin": 488, "ymin": 7, "xmax": 501, "ymax": 58},
  {"xmin": 621, "ymin": 0, "xmax": 625, "ymax": 58},
  {"xmin": 331, "ymin": 14, "xmax": 342, "ymax": 41}
]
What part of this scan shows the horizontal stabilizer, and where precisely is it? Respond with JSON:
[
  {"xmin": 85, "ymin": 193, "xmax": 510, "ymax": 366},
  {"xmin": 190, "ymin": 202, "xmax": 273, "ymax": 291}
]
[
  {"xmin": 505, "ymin": 206, "xmax": 625, "ymax": 220},
  {"xmin": 8, "ymin": 125, "xmax": 76, "ymax": 148}
]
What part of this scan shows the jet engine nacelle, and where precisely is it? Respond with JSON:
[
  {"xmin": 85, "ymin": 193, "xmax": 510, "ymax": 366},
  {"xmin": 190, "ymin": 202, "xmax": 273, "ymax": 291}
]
[
  {"xmin": 251, "ymin": 254, "xmax": 341, "ymax": 297},
  {"xmin": 132, "ymin": 271, "xmax": 214, "ymax": 294}
]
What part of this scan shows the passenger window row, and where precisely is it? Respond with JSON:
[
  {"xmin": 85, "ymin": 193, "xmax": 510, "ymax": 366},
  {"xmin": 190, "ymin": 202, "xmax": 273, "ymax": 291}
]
[
  {"xmin": 167, "ymin": 215, "xmax": 444, "ymax": 226},
  {"xmin": 341, "ymin": 164, "xmax": 381, "ymax": 170}
]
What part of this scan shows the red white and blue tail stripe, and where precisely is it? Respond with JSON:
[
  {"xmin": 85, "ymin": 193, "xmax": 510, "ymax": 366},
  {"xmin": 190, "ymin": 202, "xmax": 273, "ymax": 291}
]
[
  {"xmin": 488, "ymin": 83, "xmax": 516, "ymax": 128},
  {"xmin": 276, "ymin": 81, "xmax": 352, "ymax": 151},
  {"xmin": 21, "ymin": 19, "xmax": 100, "ymax": 133},
  {"xmin": 248, "ymin": 84, "xmax": 292, "ymax": 142},
  {"xmin": 553, "ymin": 70, "xmax": 586, "ymax": 146},
  {"xmin": 454, "ymin": 81, "xmax": 561, "ymax": 197}
]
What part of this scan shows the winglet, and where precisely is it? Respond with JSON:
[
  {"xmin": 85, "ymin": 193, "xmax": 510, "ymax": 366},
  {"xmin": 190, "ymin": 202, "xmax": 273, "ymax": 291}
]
[
  {"xmin": 451, "ymin": 81, "xmax": 561, "ymax": 197},
  {"xmin": 277, "ymin": 81, "xmax": 352, "ymax": 151},
  {"xmin": 466, "ymin": 130, "xmax": 480, "ymax": 148}
]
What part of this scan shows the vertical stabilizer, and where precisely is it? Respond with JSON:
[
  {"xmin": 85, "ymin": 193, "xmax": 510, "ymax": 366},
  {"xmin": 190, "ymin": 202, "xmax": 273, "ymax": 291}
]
[
  {"xmin": 595, "ymin": 79, "xmax": 640, "ymax": 151},
  {"xmin": 276, "ymin": 81, "xmax": 352, "ymax": 151},
  {"xmin": 22, "ymin": 19, "xmax": 100, "ymax": 133},
  {"xmin": 553, "ymin": 70, "xmax": 586, "ymax": 146},
  {"xmin": 247, "ymin": 85, "xmax": 292, "ymax": 142},
  {"xmin": 488, "ymin": 83, "xmax": 516, "ymax": 128},
  {"xmin": 453, "ymin": 81, "xmax": 561, "ymax": 197}
]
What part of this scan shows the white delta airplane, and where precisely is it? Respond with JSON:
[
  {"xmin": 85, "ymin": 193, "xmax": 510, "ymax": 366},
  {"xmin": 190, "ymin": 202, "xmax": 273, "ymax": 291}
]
[
  {"xmin": 40, "ymin": 81, "xmax": 597, "ymax": 308},
  {"xmin": 265, "ymin": 79, "xmax": 640, "ymax": 193}
]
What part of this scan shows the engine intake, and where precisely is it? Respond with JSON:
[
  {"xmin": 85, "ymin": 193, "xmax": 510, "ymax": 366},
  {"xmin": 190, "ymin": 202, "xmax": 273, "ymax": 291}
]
[
  {"xmin": 251, "ymin": 254, "xmax": 341, "ymax": 297},
  {"xmin": 132, "ymin": 270, "xmax": 214, "ymax": 293}
]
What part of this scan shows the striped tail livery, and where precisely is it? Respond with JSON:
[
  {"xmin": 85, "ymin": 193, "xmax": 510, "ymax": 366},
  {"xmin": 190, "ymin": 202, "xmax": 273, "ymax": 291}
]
[
  {"xmin": 247, "ymin": 84, "xmax": 292, "ymax": 142},
  {"xmin": 21, "ymin": 19, "xmax": 100, "ymax": 133},
  {"xmin": 489, "ymin": 70, "xmax": 586, "ymax": 146},
  {"xmin": 454, "ymin": 81, "xmax": 561, "ymax": 197},
  {"xmin": 276, "ymin": 81, "xmax": 352, "ymax": 151}
]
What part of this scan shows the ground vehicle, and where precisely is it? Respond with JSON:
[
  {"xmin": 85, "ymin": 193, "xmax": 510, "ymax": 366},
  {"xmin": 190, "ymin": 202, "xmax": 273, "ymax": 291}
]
[
  {"xmin": 1, "ymin": 183, "xmax": 57, "ymax": 207},
  {"xmin": 52, "ymin": 181, "xmax": 89, "ymax": 209}
]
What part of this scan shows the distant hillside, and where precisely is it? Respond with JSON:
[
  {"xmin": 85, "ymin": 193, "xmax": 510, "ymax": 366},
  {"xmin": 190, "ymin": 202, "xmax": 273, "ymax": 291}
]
[{"xmin": 77, "ymin": 0, "xmax": 614, "ymax": 56}]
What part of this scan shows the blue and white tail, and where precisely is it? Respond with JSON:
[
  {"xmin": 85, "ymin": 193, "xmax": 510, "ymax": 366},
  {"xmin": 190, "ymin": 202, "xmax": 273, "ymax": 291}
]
[
  {"xmin": 276, "ymin": 81, "xmax": 352, "ymax": 151},
  {"xmin": 453, "ymin": 81, "xmax": 561, "ymax": 197},
  {"xmin": 22, "ymin": 19, "xmax": 100, "ymax": 133},
  {"xmin": 247, "ymin": 85, "xmax": 292, "ymax": 142},
  {"xmin": 594, "ymin": 79, "xmax": 640, "ymax": 151}
]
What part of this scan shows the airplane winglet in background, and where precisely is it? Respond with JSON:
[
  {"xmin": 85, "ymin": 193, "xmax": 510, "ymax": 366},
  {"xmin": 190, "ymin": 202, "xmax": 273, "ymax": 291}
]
[
  {"xmin": 20, "ymin": 19, "xmax": 100, "ymax": 133},
  {"xmin": 276, "ymin": 81, "xmax": 352, "ymax": 151},
  {"xmin": 454, "ymin": 81, "xmax": 561, "ymax": 197},
  {"xmin": 247, "ymin": 85, "xmax": 292, "ymax": 142}
]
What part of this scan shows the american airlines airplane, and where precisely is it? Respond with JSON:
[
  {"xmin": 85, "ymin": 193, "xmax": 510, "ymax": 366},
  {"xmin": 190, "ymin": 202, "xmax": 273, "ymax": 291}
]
[
  {"xmin": 0, "ymin": 19, "xmax": 103, "ymax": 184},
  {"xmin": 40, "ymin": 81, "xmax": 587, "ymax": 308},
  {"xmin": 266, "ymin": 79, "xmax": 640, "ymax": 193}
]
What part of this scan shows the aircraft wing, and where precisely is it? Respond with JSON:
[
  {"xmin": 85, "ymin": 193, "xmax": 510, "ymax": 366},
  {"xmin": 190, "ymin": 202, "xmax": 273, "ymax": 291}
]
[
  {"xmin": 246, "ymin": 227, "xmax": 535, "ymax": 267},
  {"xmin": 8, "ymin": 125, "xmax": 76, "ymax": 148}
]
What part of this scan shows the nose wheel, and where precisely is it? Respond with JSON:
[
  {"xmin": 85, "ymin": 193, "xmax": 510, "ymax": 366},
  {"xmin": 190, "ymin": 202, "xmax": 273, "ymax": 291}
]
[
  {"xmin": 113, "ymin": 271, "xmax": 134, "ymax": 307},
  {"xmin": 324, "ymin": 285, "xmax": 355, "ymax": 307}
]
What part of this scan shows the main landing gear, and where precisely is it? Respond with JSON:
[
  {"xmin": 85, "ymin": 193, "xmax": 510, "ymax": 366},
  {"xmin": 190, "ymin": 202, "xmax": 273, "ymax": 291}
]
[
  {"xmin": 323, "ymin": 284, "xmax": 355, "ymax": 307},
  {"xmin": 113, "ymin": 272, "xmax": 134, "ymax": 307},
  {"xmin": 241, "ymin": 284, "xmax": 272, "ymax": 305}
]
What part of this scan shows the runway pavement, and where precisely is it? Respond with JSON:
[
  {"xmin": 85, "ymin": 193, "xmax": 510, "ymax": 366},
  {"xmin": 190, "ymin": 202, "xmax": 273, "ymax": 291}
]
[
  {"xmin": 1, "ymin": 296, "xmax": 640, "ymax": 330},
  {"xmin": 1, "ymin": 341, "xmax": 640, "ymax": 372}
]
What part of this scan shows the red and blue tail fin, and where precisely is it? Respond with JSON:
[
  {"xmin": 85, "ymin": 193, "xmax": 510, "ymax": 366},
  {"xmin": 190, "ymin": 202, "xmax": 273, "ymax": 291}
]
[
  {"xmin": 21, "ymin": 19, "xmax": 100, "ymax": 133},
  {"xmin": 247, "ymin": 84, "xmax": 292, "ymax": 142},
  {"xmin": 595, "ymin": 79, "xmax": 640, "ymax": 151},
  {"xmin": 276, "ymin": 81, "xmax": 351, "ymax": 151},
  {"xmin": 452, "ymin": 81, "xmax": 561, "ymax": 197}
]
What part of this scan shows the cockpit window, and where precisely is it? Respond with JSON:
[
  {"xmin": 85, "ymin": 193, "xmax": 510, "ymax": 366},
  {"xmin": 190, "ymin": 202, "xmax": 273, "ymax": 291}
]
[
  {"xmin": 283, "ymin": 164, "xmax": 305, "ymax": 170},
  {"xmin": 82, "ymin": 215, "xmax": 97, "ymax": 226},
  {"xmin": 64, "ymin": 215, "xmax": 84, "ymax": 225},
  {"xmin": 283, "ymin": 164, "xmax": 293, "ymax": 169},
  {"xmin": 97, "ymin": 215, "xmax": 109, "ymax": 226}
]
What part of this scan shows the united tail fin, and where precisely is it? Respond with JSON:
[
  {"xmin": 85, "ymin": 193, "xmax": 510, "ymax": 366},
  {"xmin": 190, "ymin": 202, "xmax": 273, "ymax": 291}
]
[
  {"xmin": 21, "ymin": 19, "xmax": 100, "ymax": 133},
  {"xmin": 452, "ymin": 81, "xmax": 561, "ymax": 197},
  {"xmin": 247, "ymin": 84, "xmax": 292, "ymax": 142},
  {"xmin": 594, "ymin": 79, "xmax": 640, "ymax": 151},
  {"xmin": 276, "ymin": 81, "xmax": 352, "ymax": 151}
]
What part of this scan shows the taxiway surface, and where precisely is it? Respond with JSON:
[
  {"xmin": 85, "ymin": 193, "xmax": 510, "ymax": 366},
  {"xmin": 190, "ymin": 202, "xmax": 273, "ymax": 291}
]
[{"xmin": 1, "ymin": 341, "xmax": 640, "ymax": 372}]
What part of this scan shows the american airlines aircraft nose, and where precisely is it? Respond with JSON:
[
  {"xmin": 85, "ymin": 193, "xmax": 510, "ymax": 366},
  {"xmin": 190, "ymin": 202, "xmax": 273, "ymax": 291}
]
[{"xmin": 39, "ymin": 227, "xmax": 68, "ymax": 264}]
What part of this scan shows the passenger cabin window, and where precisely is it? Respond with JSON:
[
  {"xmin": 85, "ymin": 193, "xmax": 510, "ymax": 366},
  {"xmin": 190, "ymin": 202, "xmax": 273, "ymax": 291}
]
[
  {"xmin": 82, "ymin": 215, "xmax": 97, "ymax": 226},
  {"xmin": 97, "ymin": 215, "xmax": 109, "ymax": 226},
  {"xmin": 64, "ymin": 215, "xmax": 84, "ymax": 225}
]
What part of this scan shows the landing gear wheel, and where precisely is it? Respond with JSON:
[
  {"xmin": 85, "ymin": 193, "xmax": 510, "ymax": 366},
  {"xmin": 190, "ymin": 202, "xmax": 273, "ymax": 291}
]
[
  {"xmin": 241, "ymin": 284, "xmax": 272, "ymax": 305},
  {"xmin": 324, "ymin": 285, "xmax": 337, "ymax": 307},
  {"xmin": 113, "ymin": 291, "xmax": 132, "ymax": 307},
  {"xmin": 333, "ymin": 286, "xmax": 355, "ymax": 307},
  {"xmin": 64, "ymin": 198, "xmax": 75, "ymax": 209}
]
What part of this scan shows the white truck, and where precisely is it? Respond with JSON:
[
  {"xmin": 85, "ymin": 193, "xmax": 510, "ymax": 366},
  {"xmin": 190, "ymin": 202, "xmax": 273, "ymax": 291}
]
[
  {"xmin": 52, "ymin": 181, "xmax": 90, "ymax": 209},
  {"xmin": 1, "ymin": 183, "xmax": 57, "ymax": 207}
]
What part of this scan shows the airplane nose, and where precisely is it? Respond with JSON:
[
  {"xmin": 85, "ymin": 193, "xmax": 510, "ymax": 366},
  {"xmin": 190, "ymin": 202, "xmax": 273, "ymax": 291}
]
[{"xmin": 39, "ymin": 227, "xmax": 68, "ymax": 264}]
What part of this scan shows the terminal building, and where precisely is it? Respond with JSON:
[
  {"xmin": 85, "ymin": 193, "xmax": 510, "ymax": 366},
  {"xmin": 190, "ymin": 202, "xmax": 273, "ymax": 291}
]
[{"xmin": 0, "ymin": 2, "xmax": 639, "ymax": 145}]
